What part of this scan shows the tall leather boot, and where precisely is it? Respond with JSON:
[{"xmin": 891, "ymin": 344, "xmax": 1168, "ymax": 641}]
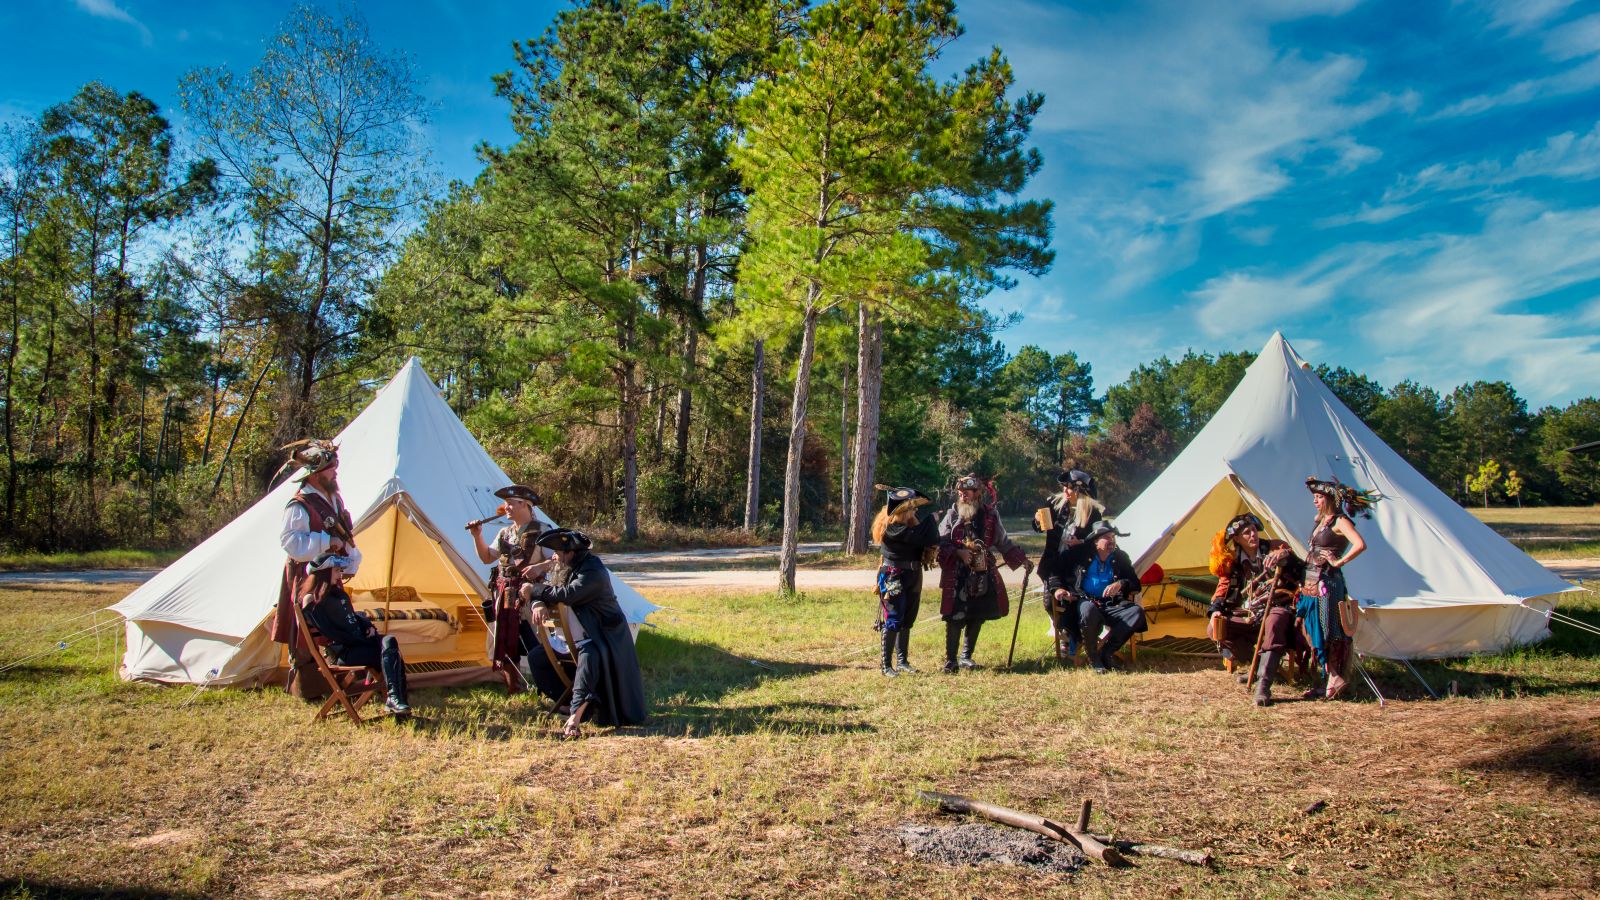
[
  {"xmin": 959, "ymin": 621, "xmax": 983, "ymax": 670},
  {"xmin": 943, "ymin": 621, "xmax": 961, "ymax": 674},
  {"xmin": 880, "ymin": 629, "xmax": 899, "ymax": 677},
  {"xmin": 1254, "ymin": 650, "xmax": 1280, "ymax": 707},
  {"xmin": 895, "ymin": 628, "xmax": 916, "ymax": 673}
]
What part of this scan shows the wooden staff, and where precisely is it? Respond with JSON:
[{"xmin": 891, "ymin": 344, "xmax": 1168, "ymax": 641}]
[{"xmin": 1005, "ymin": 567, "xmax": 1033, "ymax": 670}]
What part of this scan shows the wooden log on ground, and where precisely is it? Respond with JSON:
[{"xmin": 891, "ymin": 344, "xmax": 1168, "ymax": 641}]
[
  {"xmin": 1091, "ymin": 834, "xmax": 1214, "ymax": 867},
  {"xmin": 915, "ymin": 791, "xmax": 1128, "ymax": 867}
]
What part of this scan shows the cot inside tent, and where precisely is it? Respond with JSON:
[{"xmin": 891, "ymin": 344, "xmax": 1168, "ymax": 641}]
[
  {"xmin": 112, "ymin": 357, "xmax": 657, "ymax": 687},
  {"xmin": 1116, "ymin": 333, "xmax": 1576, "ymax": 659}
]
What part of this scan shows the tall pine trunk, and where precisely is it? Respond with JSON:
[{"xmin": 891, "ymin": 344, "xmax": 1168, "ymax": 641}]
[
  {"xmin": 839, "ymin": 366, "xmax": 850, "ymax": 528},
  {"xmin": 779, "ymin": 298, "xmax": 821, "ymax": 593},
  {"xmin": 845, "ymin": 305, "xmax": 882, "ymax": 554},
  {"xmin": 743, "ymin": 338, "xmax": 765, "ymax": 532}
]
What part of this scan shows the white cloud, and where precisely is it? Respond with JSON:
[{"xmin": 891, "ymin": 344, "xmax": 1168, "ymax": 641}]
[
  {"xmin": 1315, "ymin": 201, "xmax": 1420, "ymax": 228},
  {"xmin": 1543, "ymin": 11, "xmax": 1600, "ymax": 59},
  {"xmin": 1201, "ymin": 198, "xmax": 1600, "ymax": 402},
  {"xmin": 1475, "ymin": 0, "xmax": 1577, "ymax": 35},
  {"xmin": 1384, "ymin": 121, "xmax": 1600, "ymax": 201},
  {"xmin": 73, "ymin": 0, "xmax": 153, "ymax": 47},
  {"xmin": 1436, "ymin": 53, "xmax": 1600, "ymax": 117}
]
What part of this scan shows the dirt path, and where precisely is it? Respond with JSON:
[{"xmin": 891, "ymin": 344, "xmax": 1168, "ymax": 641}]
[{"xmin": 2, "ymin": 552, "xmax": 1590, "ymax": 593}]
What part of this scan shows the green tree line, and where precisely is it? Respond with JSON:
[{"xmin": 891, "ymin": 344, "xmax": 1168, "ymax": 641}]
[{"xmin": 2, "ymin": 1, "xmax": 1597, "ymax": 558}]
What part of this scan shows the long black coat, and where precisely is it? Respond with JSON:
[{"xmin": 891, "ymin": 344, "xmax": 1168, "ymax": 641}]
[{"xmin": 532, "ymin": 551, "xmax": 647, "ymax": 727}]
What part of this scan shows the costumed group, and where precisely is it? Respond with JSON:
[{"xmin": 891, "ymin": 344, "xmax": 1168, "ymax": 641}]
[
  {"xmin": 873, "ymin": 469, "xmax": 1377, "ymax": 706},
  {"xmin": 272, "ymin": 439, "xmax": 646, "ymax": 739}
]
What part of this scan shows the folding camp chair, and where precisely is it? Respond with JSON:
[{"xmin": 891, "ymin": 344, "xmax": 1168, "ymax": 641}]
[
  {"xmin": 291, "ymin": 601, "xmax": 386, "ymax": 726},
  {"xmin": 533, "ymin": 603, "xmax": 580, "ymax": 713}
]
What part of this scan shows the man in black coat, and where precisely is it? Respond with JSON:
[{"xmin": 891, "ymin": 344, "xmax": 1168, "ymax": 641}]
[
  {"xmin": 1045, "ymin": 519, "xmax": 1146, "ymax": 673},
  {"xmin": 525, "ymin": 528, "xmax": 647, "ymax": 738}
]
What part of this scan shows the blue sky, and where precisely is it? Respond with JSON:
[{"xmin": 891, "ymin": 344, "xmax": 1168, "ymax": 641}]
[{"xmin": 5, "ymin": 0, "xmax": 1600, "ymax": 407}]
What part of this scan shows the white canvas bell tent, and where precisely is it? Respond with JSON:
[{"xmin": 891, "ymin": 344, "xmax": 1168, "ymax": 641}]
[
  {"xmin": 1116, "ymin": 333, "xmax": 1575, "ymax": 659},
  {"xmin": 111, "ymin": 357, "xmax": 658, "ymax": 686}
]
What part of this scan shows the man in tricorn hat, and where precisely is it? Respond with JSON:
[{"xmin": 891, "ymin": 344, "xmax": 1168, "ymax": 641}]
[
  {"xmin": 1046, "ymin": 519, "xmax": 1145, "ymax": 674},
  {"xmin": 470, "ymin": 485, "xmax": 556, "ymax": 693},
  {"xmin": 872, "ymin": 485, "xmax": 941, "ymax": 676},
  {"xmin": 273, "ymin": 439, "xmax": 412, "ymax": 715},
  {"xmin": 524, "ymin": 528, "xmax": 647, "ymax": 738},
  {"xmin": 936, "ymin": 474, "xmax": 1033, "ymax": 673}
]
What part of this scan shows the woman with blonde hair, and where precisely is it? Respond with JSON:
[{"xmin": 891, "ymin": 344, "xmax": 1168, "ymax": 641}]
[
  {"xmin": 872, "ymin": 485, "xmax": 941, "ymax": 676},
  {"xmin": 1036, "ymin": 469, "xmax": 1106, "ymax": 658}
]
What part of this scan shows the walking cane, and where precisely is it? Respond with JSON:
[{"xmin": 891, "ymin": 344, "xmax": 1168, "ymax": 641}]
[
  {"xmin": 1005, "ymin": 567, "xmax": 1033, "ymax": 670},
  {"xmin": 1244, "ymin": 608, "xmax": 1269, "ymax": 694}
]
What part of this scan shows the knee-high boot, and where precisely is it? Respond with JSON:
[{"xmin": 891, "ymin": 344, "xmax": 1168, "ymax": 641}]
[
  {"xmin": 879, "ymin": 629, "xmax": 898, "ymax": 677},
  {"xmin": 1254, "ymin": 649, "xmax": 1281, "ymax": 707},
  {"xmin": 959, "ymin": 620, "xmax": 983, "ymax": 669},
  {"xmin": 943, "ymin": 621, "xmax": 961, "ymax": 674},
  {"xmin": 895, "ymin": 628, "xmax": 916, "ymax": 673}
]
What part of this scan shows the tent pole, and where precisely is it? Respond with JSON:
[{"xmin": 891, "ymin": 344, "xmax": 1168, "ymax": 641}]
[
  {"xmin": 382, "ymin": 503, "xmax": 399, "ymax": 636},
  {"xmin": 1398, "ymin": 655, "xmax": 1438, "ymax": 699}
]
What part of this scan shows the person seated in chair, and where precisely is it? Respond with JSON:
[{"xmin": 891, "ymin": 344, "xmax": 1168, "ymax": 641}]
[
  {"xmin": 1033, "ymin": 468, "xmax": 1107, "ymax": 657},
  {"xmin": 523, "ymin": 528, "xmax": 647, "ymax": 738},
  {"xmin": 275, "ymin": 439, "xmax": 410, "ymax": 716},
  {"xmin": 1046, "ymin": 520, "xmax": 1146, "ymax": 673},
  {"xmin": 1206, "ymin": 513, "xmax": 1291, "ymax": 678}
]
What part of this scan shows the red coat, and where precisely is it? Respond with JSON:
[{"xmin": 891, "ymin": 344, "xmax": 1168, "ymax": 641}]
[{"xmin": 936, "ymin": 505, "xmax": 1028, "ymax": 617}]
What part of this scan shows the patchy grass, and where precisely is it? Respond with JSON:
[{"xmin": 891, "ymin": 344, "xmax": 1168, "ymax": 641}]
[
  {"xmin": 0, "ymin": 548, "xmax": 182, "ymax": 572},
  {"xmin": 1, "ymin": 582, "xmax": 1599, "ymax": 898}
]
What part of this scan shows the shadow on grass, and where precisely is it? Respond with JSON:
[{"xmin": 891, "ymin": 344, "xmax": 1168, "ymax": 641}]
[
  {"xmin": 1469, "ymin": 722, "xmax": 1600, "ymax": 798},
  {"xmin": 1, "ymin": 879, "xmax": 205, "ymax": 900},
  {"xmin": 637, "ymin": 699, "xmax": 875, "ymax": 737},
  {"xmin": 638, "ymin": 629, "xmax": 841, "ymax": 705}
]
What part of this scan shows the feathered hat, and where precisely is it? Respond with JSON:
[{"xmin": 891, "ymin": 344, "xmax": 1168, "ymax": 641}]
[
  {"xmin": 1305, "ymin": 476, "xmax": 1381, "ymax": 519},
  {"xmin": 275, "ymin": 438, "xmax": 338, "ymax": 483}
]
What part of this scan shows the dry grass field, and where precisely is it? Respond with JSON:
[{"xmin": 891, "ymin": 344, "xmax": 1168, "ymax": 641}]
[{"xmin": 2, "ymin": 573, "xmax": 1598, "ymax": 899}]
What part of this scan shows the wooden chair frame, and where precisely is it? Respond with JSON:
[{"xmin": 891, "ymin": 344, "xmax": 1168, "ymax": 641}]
[
  {"xmin": 1046, "ymin": 590, "xmax": 1140, "ymax": 667},
  {"xmin": 533, "ymin": 603, "xmax": 580, "ymax": 713},
  {"xmin": 292, "ymin": 601, "xmax": 386, "ymax": 725}
]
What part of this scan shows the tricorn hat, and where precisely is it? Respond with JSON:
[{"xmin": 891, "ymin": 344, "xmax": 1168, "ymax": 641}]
[
  {"xmin": 534, "ymin": 527, "xmax": 592, "ymax": 552},
  {"xmin": 282, "ymin": 438, "xmax": 338, "ymax": 482},
  {"xmin": 1057, "ymin": 468, "xmax": 1095, "ymax": 492},
  {"xmin": 1083, "ymin": 519, "xmax": 1129, "ymax": 542},
  {"xmin": 494, "ymin": 484, "xmax": 541, "ymax": 505},
  {"xmin": 876, "ymin": 484, "xmax": 929, "ymax": 514}
]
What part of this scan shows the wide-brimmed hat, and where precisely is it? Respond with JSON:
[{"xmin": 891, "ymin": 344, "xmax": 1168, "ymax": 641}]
[
  {"xmin": 1084, "ymin": 519, "xmax": 1128, "ymax": 542},
  {"xmin": 283, "ymin": 438, "xmax": 338, "ymax": 482},
  {"xmin": 877, "ymin": 484, "xmax": 929, "ymax": 514},
  {"xmin": 534, "ymin": 527, "xmax": 592, "ymax": 552},
  {"xmin": 954, "ymin": 473, "xmax": 985, "ymax": 491},
  {"xmin": 494, "ymin": 484, "xmax": 541, "ymax": 505}
]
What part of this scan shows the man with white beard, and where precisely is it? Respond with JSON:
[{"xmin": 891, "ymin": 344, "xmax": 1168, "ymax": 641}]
[{"xmin": 935, "ymin": 474, "xmax": 1033, "ymax": 673}]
